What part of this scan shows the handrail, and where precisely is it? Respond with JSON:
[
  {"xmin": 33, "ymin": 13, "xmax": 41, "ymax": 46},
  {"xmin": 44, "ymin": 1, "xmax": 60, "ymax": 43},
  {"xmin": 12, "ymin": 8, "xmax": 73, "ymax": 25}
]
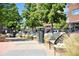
[
  {"xmin": 49, "ymin": 32, "xmax": 70, "ymax": 56},
  {"xmin": 53, "ymin": 32, "xmax": 69, "ymax": 56},
  {"xmin": 54, "ymin": 32, "xmax": 70, "ymax": 45},
  {"xmin": 54, "ymin": 32, "xmax": 65, "ymax": 45}
]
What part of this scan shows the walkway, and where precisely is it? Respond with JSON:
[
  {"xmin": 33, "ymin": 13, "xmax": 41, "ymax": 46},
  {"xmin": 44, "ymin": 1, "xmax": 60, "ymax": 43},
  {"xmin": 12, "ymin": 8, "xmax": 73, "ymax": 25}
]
[{"xmin": 0, "ymin": 40, "xmax": 54, "ymax": 56}]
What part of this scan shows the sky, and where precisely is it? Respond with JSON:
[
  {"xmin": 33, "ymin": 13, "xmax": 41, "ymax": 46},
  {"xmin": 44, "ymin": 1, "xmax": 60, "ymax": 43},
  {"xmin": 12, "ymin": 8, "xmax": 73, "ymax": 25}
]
[{"xmin": 16, "ymin": 3, "xmax": 25, "ymax": 15}]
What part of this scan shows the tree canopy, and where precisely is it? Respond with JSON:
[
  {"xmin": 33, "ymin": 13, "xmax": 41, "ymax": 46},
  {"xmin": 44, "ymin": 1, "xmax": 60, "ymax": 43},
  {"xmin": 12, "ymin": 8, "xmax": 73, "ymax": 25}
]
[
  {"xmin": 22, "ymin": 3, "xmax": 66, "ymax": 30},
  {"xmin": 0, "ymin": 3, "xmax": 22, "ymax": 30}
]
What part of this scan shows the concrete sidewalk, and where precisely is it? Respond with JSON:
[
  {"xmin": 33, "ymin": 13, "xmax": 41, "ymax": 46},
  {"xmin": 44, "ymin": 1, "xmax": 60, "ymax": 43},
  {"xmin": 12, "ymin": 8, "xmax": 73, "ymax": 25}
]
[{"xmin": 0, "ymin": 41, "xmax": 54, "ymax": 56}]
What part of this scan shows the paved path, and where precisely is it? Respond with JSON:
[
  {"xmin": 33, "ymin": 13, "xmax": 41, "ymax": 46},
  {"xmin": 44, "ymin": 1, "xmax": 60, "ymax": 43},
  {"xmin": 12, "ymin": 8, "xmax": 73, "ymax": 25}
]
[{"xmin": 0, "ymin": 41, "xmax": 54, "ymax": 56}]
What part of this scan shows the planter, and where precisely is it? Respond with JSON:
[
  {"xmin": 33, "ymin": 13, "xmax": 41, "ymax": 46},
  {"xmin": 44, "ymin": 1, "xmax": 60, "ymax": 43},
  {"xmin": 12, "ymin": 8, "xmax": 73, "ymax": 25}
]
[{"xmin": 0, "ymin": 36, "xmax": 7, "ymax": 42}]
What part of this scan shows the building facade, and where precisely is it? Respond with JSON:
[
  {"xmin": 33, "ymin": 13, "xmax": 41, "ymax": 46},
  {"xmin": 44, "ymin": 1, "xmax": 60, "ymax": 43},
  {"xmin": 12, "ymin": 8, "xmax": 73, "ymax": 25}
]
[{"xmin": 65, "ymin": 3, "xmax": 79, "ymax": 32}]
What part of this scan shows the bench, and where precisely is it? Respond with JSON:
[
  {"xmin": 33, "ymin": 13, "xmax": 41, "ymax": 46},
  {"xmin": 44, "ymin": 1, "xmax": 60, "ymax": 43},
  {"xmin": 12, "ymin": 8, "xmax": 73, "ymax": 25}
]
[{"xmin": 49, "ymin": 32, "xmax": 67, "ymax": 56}]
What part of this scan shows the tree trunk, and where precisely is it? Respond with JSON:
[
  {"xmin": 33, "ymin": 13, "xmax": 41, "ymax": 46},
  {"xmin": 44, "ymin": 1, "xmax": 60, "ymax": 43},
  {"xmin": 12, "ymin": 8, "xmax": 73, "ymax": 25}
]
[
  {"xmin": 51, "ymin": 21, "xmax": 53, "ymax": 33},
  {"xmin": 0, "ymin": 24, "xmax": 3, "ymax": 34}
]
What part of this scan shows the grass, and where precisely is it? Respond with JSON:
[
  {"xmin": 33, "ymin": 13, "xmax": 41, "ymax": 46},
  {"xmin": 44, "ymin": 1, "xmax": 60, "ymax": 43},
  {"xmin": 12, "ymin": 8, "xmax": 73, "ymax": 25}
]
[{"xmin": 62, "ymin": 33, "xmax": 79, "ymax": 56}]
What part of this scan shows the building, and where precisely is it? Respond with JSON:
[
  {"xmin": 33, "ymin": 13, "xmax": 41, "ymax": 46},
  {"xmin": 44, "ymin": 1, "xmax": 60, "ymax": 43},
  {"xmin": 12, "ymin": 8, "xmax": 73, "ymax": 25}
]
[{"xmin": 64, "ymin": 3, "xmax": 79, "ymax": 32}]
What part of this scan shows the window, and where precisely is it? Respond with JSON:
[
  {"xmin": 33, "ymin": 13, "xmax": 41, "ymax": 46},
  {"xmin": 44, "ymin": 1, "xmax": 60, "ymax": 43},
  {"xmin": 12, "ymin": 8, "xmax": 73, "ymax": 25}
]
[{"xmin": 72, "ymin": 9, "xmax": 79, "ymax": 15}]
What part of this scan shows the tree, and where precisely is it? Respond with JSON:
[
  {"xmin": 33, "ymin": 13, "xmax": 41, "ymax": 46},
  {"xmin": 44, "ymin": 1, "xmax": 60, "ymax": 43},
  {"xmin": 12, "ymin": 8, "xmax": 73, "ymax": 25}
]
[
  {"xmin": 22, "ymin": 3, "xmax": 66, "ymax": 30},
  {"xmin": 22, "ymin": 3, "xmax": 42, "ymax": 30},
  {"xmin": 0, "ymin": 3, "xmax": 22, "ymax": 31},
  {"xmin": 47, "ymin": 4, "xmax": 66, "ymax": 30}
]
